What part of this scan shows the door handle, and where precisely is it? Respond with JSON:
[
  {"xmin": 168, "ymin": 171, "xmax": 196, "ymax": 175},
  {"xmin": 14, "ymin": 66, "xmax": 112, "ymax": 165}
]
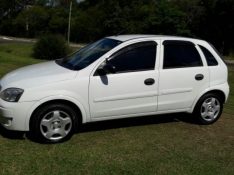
[
  {"xmin": 144, "ymin": 78, "xmax": 155, "ymax": 85},
  {"xmin": 195, "ymin": 74, "xmax": 204, "ymax": 81}
]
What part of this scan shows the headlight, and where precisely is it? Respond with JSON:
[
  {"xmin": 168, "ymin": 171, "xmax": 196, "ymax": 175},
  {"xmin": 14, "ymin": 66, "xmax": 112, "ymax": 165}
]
[{"xmin": 0, "ymin": 88, "xmax": 24, "ymax": 102}]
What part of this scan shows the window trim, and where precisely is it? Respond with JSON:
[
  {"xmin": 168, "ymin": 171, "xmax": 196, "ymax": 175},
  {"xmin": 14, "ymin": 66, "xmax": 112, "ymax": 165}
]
[
  {"xmin": 94, "ymin": 41, "xmax": 158, "ymax": 75},
  {"xmin": 162, "ymin": 40, "xmax": 203, "ymax": 69},
  {"xmin": 163, "ymin": 40, "xmax": 195, "ymax": 46}
]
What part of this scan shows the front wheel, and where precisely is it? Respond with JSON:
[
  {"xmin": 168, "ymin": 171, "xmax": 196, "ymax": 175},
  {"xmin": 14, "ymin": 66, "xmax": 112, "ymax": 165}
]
[
  {"xmin": 193, "ymin": 93, "xmax": 223, "ymax": 125},
  {"xmin": 30, "ymin": 104, "xmax": 78, "ymax": 143}
]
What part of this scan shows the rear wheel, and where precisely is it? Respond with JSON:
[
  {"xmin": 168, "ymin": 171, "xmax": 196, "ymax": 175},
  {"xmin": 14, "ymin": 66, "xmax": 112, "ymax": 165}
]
[
  {"xmin": 30, "ymin": 104, "xmax": 78, "ymax": 143},
  {"xmin": 193, "ymin": 93, "xmax": 223, "ymax": 124}
]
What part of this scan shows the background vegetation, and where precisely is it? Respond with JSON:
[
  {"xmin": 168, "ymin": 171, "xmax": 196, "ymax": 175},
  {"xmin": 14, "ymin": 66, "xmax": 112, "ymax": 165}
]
[
  {"xmin": 33, "ymin": 34, "xmax": 69, "ymax": 60},
  {"xmin": 0, "ymin": 0, "xmax": 234, "ymax": 55}
]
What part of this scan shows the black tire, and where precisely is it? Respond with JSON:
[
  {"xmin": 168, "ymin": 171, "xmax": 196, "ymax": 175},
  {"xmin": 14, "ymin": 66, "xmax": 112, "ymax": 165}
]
[
  {"xmin": 193, "ymin": 93, "xmax": 223, "ymax": 125},
  {"xmin": 30, "ymin": 103, "xmax": 78, "ymax": 143}
]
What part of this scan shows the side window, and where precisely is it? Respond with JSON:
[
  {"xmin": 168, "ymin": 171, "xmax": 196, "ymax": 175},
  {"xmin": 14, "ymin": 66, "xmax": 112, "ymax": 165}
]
[
  {"xmin": 108, "ymin": 41, "xmax": 157, "ymax": 73},
  {"xmin": 163, "ymin": 40, "xmax": 203, "ymax": 69},
  {"xmin": 199, "ymin": 45, "xmax": 218, "ymax": 66}
]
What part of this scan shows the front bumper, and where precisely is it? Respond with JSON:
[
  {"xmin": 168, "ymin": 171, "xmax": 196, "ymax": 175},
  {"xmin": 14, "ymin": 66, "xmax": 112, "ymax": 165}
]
[
  {"xmin": 0, "ymin": 106, "xmax": 13, "ymax": 126},
  {"xmin": 0, "ymin": 99, "xmax": 37, "ymax": 131}
]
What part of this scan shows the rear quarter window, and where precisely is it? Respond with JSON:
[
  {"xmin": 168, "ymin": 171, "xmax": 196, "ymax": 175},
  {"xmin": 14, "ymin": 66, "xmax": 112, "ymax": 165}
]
[{"xmin": 199, "ymin": 45, "xmax": 218, "ymax": 66}]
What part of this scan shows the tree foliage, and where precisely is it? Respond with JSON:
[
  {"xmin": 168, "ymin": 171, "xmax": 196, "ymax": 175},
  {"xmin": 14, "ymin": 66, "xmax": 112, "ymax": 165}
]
[
  {"xmin": 33, "ymin": 34, "xmax": 69, "ymax": 60},
  {"xmin": 0, "ymin": 0, "xmax": 233, "ymax": 54}
]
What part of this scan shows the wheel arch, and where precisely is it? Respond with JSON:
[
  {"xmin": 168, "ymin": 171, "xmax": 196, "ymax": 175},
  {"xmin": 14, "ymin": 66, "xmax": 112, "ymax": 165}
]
[
  {"xmin": 191, "ymin": 89, "xmax": 226, "ymax": 113},
  {"xmin": 26, "ymin": 96, "xmax": 88, "ymax": 131}
]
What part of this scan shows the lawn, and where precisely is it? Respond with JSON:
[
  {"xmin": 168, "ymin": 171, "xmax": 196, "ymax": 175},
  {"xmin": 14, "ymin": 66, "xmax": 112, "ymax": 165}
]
[
  {"xmin": 0, "ymin": 43, "xmax": 234, "ymax": 175},
  {"xmin": 225, "ymin": 55, "xmax": 234, "ymax": 61}
]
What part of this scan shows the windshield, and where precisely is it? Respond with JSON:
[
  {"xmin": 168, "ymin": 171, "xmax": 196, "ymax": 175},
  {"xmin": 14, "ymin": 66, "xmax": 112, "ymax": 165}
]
[{"xmin": 56, "ymin": 38, "xmax": 122, "ymax": 70}]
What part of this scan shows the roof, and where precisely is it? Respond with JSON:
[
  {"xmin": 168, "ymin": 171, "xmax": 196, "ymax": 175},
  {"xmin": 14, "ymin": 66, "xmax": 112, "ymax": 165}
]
[
  {"xmin": 107, "ymin": 35, "xmax": 157, "ymax": 42},
  {"xmin": 107, "ymin": 34, "xmax": 202, "ymax": 42}
]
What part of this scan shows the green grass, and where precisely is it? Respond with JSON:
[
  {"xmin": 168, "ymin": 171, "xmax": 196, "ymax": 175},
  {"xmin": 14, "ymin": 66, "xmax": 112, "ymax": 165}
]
[
  {"xmin": 225, "ymin": 70, "xmax": 234, "ymax": 115},
  {"xmin": 0, "ymin": 43, "xmax": 42, "ymax": 76},
  {"xmin": 225, "ymin": 55, "xmax": 234, "ymax": 60},
  {"xmin": 0, "ymin": 43, "xmax": 79, "ymax": 76},
  {"xmin": 0, "ymin": 43, "xmax": 234, "ymax": 175}
]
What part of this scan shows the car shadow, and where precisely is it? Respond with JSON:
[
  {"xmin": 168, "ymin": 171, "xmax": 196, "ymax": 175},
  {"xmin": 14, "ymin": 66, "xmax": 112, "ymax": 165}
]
[
  {"xmin": 78, "ymin": 113, "xmax": 199, "ymax": 133},
  {"xmin": 0, "ymin": 125, "xmax": 25, "ymax": 140},
  {"xmin": 0, "ymin": 113, "xmax": 198, "ymax": 142}
]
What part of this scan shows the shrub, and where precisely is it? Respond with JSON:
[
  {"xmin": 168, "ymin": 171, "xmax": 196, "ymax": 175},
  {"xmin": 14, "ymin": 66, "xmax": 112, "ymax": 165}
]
[{"xmin": 33, "ymin": 34, "xmax": 69, "ymax": 60}]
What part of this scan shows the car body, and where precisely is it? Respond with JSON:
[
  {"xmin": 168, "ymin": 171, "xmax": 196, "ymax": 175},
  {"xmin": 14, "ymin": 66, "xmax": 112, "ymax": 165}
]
[{"xmin": 0, "ymin": 35, "xmax": 229, "ymax": 143}]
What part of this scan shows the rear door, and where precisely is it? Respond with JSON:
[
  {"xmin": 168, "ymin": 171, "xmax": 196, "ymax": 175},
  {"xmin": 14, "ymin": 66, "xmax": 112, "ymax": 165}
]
[{"xmin": 158, "ymin": 40, "xmax": 209, "ymax": 111}]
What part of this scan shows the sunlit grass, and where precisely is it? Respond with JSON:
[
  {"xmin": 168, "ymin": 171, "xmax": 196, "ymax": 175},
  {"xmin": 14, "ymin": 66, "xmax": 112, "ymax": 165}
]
[{"xmin": 0, "ymin": 43, "xmax": 42, "ymax": 76}]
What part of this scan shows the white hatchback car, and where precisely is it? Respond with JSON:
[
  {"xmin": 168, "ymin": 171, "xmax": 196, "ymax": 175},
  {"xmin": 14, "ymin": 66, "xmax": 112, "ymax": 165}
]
[{"xmin": 0, "ymin": 35, "xmax": 229, "ymax": 143}]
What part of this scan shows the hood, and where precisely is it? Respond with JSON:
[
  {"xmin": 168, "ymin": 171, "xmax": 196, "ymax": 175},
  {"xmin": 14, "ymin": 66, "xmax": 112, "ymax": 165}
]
[{"xmin": 0, "ymin": 61, "xmax": 77, "ymax": 89}]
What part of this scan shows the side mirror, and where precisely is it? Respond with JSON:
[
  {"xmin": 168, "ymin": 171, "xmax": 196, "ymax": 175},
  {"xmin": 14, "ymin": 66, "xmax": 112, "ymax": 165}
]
[
  {"xmin": 96, "ymin": 59, "xmax": 116, "ymax": 76},
  {"xmin": 96, "ymin": 66, "xmax": 107, "ymax": 76}
]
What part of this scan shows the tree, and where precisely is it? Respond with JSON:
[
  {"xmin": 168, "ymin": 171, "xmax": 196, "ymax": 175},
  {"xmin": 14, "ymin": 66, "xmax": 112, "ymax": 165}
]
[
  {"xmin": 33, "ymin": 34, "xmax": 69, "ymax": 60},
  {"xmin": 48, "ymin": 8, "xmax": 68, "ymax": 35},
  {"xmin": 14, "ymin": 6, "xmax": 50, "ymax": 37},
  {"xmin": 0, "ymin": 0, "xmax": 233, "ymax": 54}
]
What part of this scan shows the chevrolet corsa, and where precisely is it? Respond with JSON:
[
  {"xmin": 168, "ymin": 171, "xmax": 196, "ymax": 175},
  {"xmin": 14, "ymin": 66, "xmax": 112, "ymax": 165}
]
[{"xmin": 0, "ymin": 35, "xmax": 229, "ymax": 143}]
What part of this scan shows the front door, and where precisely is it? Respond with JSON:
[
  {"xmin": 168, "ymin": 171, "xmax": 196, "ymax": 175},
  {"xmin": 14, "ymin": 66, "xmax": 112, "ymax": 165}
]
[{"xmin": 89, "ymin": 41, "xmax": 159, "ymax": 119}]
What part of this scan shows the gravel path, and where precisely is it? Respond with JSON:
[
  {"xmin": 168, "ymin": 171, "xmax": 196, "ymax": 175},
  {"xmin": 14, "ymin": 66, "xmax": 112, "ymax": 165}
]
[{"xmin": 0, "ymin": 35, "xmax": 84, "ymax": 48}]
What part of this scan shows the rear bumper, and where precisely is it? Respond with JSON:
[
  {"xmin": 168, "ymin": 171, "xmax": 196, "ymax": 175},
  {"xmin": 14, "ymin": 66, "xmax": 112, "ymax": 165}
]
[{"xmin": 223, "ymin": 82, "xmax": 230, "ymax": 103}]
